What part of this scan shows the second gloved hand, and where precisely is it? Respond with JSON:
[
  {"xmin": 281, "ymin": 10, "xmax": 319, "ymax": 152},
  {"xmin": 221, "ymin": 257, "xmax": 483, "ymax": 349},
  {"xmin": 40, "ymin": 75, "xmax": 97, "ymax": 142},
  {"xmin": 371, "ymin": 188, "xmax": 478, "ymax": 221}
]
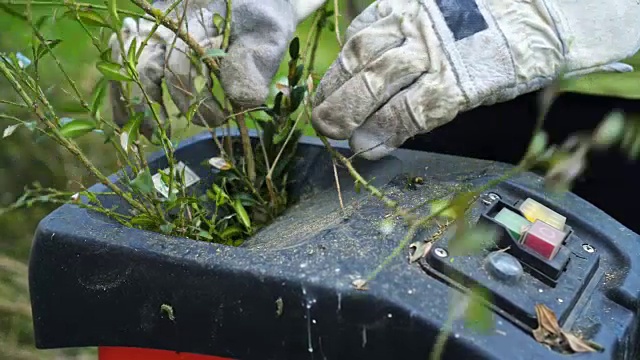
[
  {"xmin": 109, "ymin": 0, "xmax": 324, "ymax": 137},
  {"xmin": 312, "ymin": 0, "xmax": 640, "ymax": 160}
]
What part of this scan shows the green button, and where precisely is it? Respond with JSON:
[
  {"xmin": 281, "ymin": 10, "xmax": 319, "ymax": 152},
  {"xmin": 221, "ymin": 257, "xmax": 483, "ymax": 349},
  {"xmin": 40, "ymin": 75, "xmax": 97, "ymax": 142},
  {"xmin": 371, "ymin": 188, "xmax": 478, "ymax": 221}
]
[{"xmin": 494, "ymin": 208, "xmax": 531, "ymax": 240}]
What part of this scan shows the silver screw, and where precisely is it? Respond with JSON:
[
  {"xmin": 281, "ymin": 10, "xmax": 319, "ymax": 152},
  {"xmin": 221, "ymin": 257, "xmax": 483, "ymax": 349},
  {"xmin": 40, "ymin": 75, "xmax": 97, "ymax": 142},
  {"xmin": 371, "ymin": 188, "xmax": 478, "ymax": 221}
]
[
  {"xmin": 482, "ymin": 192, "xmax": 501, "ymax": 205},
  {"xmin": 582, "ymin": 244, "xmax": 595, "ymax": 253},
  {"xmin": 434, "ymin": 248, "xmax": 448, "ymax": 258}
]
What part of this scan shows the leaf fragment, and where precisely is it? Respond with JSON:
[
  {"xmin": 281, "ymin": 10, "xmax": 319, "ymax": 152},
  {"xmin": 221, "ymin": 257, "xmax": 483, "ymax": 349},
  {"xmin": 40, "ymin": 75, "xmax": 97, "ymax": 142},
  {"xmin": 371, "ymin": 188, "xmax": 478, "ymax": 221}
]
[
  {"xmin": 160, "ymin": 303, "xmax": 175, "ymax": 321},
  {"xmin": 409, "ymin": 241, "xmax": 432, "ymax": 263},
  {"xmin": 3, "ymin": 124, "xmax": 20, "ymax": 138},
  {"xmin": 208, "ymin": 157, "xmax": 232, "ymax": 170},
  {"xmin": 352, "ymin": 279, "xmax": 368, "ymax": 291},
  {"xmin": 532, "ymin": 304, "xmax": 602, "ymax": 354}
]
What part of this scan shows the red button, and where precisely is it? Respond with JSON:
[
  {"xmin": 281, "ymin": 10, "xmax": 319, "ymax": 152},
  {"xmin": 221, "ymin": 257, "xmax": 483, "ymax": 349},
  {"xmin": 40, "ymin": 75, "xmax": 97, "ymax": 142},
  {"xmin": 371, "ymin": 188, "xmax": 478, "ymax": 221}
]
[{"xmin": 522, "ymin": 220, "xmax": 566, "ymax": 260}]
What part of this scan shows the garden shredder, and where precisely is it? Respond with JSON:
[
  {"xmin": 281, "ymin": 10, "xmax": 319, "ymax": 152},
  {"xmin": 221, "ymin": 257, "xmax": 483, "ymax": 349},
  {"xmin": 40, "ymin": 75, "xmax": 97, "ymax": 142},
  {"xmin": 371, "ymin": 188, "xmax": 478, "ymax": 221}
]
[{"xmin": 27, "ymin": 93, "xmax": 640, "ymax": 359}]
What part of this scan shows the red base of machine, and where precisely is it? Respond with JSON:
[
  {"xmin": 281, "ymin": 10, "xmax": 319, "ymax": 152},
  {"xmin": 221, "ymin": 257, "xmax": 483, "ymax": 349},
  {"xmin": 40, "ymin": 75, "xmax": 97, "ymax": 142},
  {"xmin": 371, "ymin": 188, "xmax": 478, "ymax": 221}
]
[{"xmin": 98, "ymin": 347, "xmax": 233, "ymax": 360}]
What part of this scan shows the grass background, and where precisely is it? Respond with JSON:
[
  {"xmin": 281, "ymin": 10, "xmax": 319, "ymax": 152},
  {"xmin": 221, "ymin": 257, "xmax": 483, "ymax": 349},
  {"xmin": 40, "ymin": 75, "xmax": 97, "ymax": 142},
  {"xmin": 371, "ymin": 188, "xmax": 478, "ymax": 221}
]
[{"xmin": 0, "ymin": 1, "xmax": 637, "ymax": 358}]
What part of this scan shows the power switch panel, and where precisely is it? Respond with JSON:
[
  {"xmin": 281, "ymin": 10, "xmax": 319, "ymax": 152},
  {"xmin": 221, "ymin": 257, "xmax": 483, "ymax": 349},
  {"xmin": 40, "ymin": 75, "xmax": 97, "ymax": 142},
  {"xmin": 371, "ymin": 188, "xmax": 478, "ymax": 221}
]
[
  {"xmin": 493, "ymin": 208, "xmax": 531, "ymax": 240},
  {"xmin": 476, "ymin": 200, "xmax": 573, "ymax": 284},
  {"xmin": 521, "ymin": 220, "xmax": 567, "ymax": 260},
  {"xmin": 518, "ymin": 198, "xmax": 566, "ymax": 231}
]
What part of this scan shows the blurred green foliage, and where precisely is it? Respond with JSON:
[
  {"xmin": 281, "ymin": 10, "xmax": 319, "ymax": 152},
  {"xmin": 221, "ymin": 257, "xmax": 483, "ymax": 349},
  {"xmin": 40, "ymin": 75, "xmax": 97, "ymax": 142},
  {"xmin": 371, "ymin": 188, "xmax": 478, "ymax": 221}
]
[{"xmin": 562, "ymin": 52, "xmax": 640, "ymax": 99}]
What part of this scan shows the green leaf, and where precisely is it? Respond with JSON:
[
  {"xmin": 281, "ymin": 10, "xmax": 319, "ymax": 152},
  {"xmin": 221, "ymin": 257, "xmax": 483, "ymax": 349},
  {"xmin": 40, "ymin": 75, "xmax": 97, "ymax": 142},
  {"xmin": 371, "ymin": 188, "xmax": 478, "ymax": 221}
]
[
  {"xmin": 212, "ymin": 13, "xmax": 225, "ymax": 33},
  {"xmin": 83, "ymin": 191, "xmax": 98, "ymax": 204},
  {"xmin": 593, "ymin": 111, "xmax": 625, "ymax": 147},
  {"xmin": 58, "ymin": 119, "xmax": 97, "ymax": 139},
  {"xmin": 127, "ymin": 37, "xmax": 138, "ymax": 67},
  {"xmin": 273, "ymin": 120, "xmax": 293, "ymax": 145},
  {"xmin": 525, "ymin": 131, "xmax": 548, "ymax": 159},
  {"xmin": 90, "ymin": 76, "xmax": 108, "ymax": 117},
  {"xmin": 186, "ymin": 98, "xmax": 206, "ymax": 123},
  {"xmin": 198, "ymin": 230, "xmax": 213, "ymax": 240},
  {"xmin": 130, "ymin": 169, "xmax": 154, "ymax": 194},
  {"xmin": 327, "ymin": 20, "xmax": 336, "ymax": 32},
  {"xmin": 64, "ymin": 9, "xmax": 110, "ymax": 28},
  {"xmin": 235, "ymin": 193, "xmax": 259, "ymax": 206},
  {"xmin": 430, "ymin": 199, "xmax": 458, "ymax": 219},
  {"xmin": 202, "ymin": 48, "xmax": 227, "ymax": 59},
  {"xmin": 160, "ymin": 223, "xmax": 175, "ymax": 234},
  {"xmin": 232, "ymin": 198, "xmax": 251, "ymax": 231},
  {"xmin": 464, "ymin": 287, "xmax": 495, "ymax": 334},
  {"xmin": 130, "ymin": 214, "xmax": 156, "ymax": 228},
  {"xmin": 100, "ymin": 48, "xmax": 113, "ymax": 62},
  {"xmin": 35, "ymin": 15, "xmax": 51, "ymax": 30},
  {"xmin": 272, "ymin": 92, "xmax": 284, "ymax": 116},
  {"xmin": 221, "ymin": 226, "xmax": 243, "ymax": 240},
  {"xmin": 96, "ymin": 61, "xmax": 133, "ymax": 82},
  {"xmin": 289, "ymin": 85, "xmax": 306, "ymax": 112},
  {"xmin": 193, "ymin": 76, "xmax": 206, "ymax": 94},
  {"xmin": 290, "ymin": 64, "xmax": 304, "ymax": 87},
  {"xmin": 35, "ymin": 39, "xmax": 62, "ymax": 62},
  {"xmin": 24, "ymin": 121, "xmax": 37, "ymax": 131},
  {"xmin": 449, "ymin": 225, "xmax": 498, "ymax": 257},
  {"xmin": 288, "ymin": 37, "xmax": 300, "ymax": 60},
  {"xmin": 211, "ymin": 183, "xmax": 231, "ymax": 206},
  {"xmin": 560, "ymin": 65, "xmax": 640, "ymax": 100},
  {"xmin": 120, "ymin": 112, "xmax": 144, "ymax": 152}
]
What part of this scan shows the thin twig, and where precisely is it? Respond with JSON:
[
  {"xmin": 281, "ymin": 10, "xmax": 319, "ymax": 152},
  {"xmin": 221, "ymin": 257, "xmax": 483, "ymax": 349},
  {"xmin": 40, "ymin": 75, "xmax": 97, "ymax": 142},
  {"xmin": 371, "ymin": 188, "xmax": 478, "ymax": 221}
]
[
  {"xmin": 332, "ymin": 158, "xmax": 345, "ymax": 211},
  {"xmin": 222, "ymin": 0, "xmax": 232, "ymax": 50},
  {"xmin": 0, "ymin": 99, "xmax": 27, "ymax": 108},
  {"xmin": 236, "ymin": 112, "xmax": 256, "ymax": 182},
  {"xmin": 333, "ymin": 0, "xmax": 343, "ymax": 47}
]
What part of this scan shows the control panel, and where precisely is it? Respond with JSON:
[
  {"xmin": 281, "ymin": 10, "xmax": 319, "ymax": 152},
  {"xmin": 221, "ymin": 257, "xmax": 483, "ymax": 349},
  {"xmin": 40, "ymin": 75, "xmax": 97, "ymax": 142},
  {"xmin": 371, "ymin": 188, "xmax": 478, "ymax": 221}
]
[{"xmin": 420, "ymin": 194, "xmax": 600, "ymax": 331}]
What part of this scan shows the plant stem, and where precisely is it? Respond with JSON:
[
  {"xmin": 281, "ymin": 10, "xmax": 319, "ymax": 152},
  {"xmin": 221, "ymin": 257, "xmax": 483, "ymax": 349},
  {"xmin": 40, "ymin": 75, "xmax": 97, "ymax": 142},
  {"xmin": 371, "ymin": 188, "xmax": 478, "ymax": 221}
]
[
  {"xmin": 235, "ymin": 112, "xmax": 255, "ymax": 183},
  {"xmin": 332, "ymin": 0, "xmax": 343, "ymax": 47},
  {"xmin": 222, "ymin": 0, "xmax": 232, "ymax": 50},
  {"xmin": 318, "ymin": 135, "xmax": 405, "ymax": 214}
]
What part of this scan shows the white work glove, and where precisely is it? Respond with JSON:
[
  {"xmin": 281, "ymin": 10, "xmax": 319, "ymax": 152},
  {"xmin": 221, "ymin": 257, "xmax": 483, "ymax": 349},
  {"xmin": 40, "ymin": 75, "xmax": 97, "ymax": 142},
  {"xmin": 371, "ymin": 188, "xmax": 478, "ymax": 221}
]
[
  {"xmin": 312, "ymin": 0, "xmax": 640, "ymax": 160},
  {"xmin": 108, "ymin": 0, "xmax": 325, "ymax": 138}
]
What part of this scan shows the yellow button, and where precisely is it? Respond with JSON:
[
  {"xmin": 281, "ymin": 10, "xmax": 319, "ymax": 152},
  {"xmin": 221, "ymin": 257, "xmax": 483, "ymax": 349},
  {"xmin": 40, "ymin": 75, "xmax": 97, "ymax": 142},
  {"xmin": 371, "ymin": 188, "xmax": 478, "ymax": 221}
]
[{"xmin": 518, "ymin": 198, "xmax": 566, "ymax": 231}]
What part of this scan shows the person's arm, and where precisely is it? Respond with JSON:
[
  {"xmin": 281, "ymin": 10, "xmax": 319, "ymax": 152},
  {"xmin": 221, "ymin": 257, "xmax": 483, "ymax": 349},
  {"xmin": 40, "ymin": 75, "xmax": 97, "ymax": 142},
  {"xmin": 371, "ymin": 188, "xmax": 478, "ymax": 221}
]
[
  {"xmin": 108, "ymin": 0, "xmax": 325, "ymax": 135},
  {"xmin": 311, "ymin": 0, "xmax": 640, "ymax": 160}
]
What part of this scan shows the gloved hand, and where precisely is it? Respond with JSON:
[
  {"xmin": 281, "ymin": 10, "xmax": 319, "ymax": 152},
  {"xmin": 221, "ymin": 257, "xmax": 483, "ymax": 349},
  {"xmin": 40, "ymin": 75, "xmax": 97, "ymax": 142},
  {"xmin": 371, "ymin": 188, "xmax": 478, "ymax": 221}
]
[
  {"xmin": 108, "ymin": 0, "xmax": 325, "ymax": 138},
  {"xmin": 312, "ymin": 0, "xmax": 640, "ymax": 160}
]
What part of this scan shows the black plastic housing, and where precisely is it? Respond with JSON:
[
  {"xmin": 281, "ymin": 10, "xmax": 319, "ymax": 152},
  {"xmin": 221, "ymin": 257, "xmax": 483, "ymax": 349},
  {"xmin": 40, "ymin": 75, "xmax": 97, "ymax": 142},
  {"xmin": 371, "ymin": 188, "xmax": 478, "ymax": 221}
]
[{"xmin": 29, "ymin": 132, "xmax": 640, "ymax": 360}]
